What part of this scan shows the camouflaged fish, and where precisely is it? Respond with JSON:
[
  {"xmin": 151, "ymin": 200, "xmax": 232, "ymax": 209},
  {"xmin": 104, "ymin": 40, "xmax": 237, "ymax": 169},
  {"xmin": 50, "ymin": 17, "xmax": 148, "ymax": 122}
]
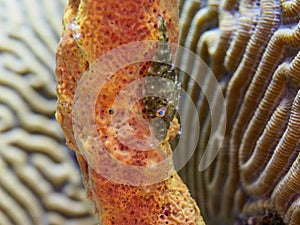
[{"xmin": 143, "ymin": 17, "xmax": 181, "ymax": 140}]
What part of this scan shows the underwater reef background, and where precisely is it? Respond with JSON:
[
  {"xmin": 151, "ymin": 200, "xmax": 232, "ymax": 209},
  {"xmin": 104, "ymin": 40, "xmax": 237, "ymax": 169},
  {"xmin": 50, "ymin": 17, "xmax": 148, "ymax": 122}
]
[
  {"xmin": 178, "ymin": 0, "xmax": 300, "ymax": 224},
  {"xmin": 0, "ymin": 0, "xmax": 299, "ymax": 224},
  {"xmin": 0, "ymin": 0, "xmax": 98, "ymax": 224}
]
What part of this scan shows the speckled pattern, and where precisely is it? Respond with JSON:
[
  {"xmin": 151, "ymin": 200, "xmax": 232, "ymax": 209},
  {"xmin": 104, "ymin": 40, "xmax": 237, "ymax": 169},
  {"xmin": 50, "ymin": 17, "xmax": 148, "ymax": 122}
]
[
  {"xmin": 143, "ymin": 18, "xmax": 181, "ymax": 140},
  {"xmin": 56, "ymin": 0, "xmax": 204, "ymax": 224},
  {"xmin": 56, "ymin": 0, "xmax": 300, "ymax": 224}
]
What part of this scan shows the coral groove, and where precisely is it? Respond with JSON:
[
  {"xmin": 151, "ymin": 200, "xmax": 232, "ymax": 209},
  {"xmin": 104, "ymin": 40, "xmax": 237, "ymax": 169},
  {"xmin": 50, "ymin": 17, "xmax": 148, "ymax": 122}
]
[
  {"xmin": 179, "ymin": 0, "xmax": 300, "ymax": 224},
  {"xmin": 0, "ymin": 0, "xmax": 97, "ymax": 224}
]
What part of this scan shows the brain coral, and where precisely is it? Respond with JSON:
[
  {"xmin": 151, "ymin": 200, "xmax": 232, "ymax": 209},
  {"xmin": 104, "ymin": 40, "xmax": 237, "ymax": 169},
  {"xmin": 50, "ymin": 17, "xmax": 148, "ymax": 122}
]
[
  {"xmin": 0, "ymin": 0, "xmax": 97, "ymax": 224},
  {"xmin": 178, "ymin": 0, "xmax": 300, "ymax": 224}
]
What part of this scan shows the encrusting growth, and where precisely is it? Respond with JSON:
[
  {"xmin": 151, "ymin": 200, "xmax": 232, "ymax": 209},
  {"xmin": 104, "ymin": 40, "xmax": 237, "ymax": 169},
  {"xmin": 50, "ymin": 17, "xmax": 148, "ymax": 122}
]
[{"xmin": 56, "ymin": 0, "xmax": 204, "ymax": 224}]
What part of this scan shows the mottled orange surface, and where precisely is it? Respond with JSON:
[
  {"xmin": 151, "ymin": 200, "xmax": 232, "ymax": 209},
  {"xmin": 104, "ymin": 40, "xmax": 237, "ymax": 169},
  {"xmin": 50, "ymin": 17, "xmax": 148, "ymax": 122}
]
[{"xmin": 56, "ymin": 0, "xmax": 204, "ymax": 224}]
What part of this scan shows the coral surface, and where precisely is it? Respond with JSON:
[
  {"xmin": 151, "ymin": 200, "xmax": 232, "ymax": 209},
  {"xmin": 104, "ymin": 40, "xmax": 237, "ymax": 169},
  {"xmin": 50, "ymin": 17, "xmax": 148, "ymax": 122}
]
[
  {"xmin": 178, "ymin": 0, "xmax": 300, "ymax": 224},
  {"xmin": 56, "ymin": 0, "xmax": 204, "ymax": 224},
  {"xmin": 55, "ymin": 0, "xmax": 300, "ymax": 224},
  {"xmin": 0, "ymin": 0, "xmax": 98, "ymax": 224}
]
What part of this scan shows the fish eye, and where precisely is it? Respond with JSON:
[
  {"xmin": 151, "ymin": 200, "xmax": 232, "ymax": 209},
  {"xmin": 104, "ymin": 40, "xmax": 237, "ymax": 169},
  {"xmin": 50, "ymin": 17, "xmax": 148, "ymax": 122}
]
[
  {"xmin": 156, "ymin": 107, "xmax": 167, "ymax": 118},
  {"xmin": 108, "ymin": 108, "xmax": 114, "ymax": 115}
]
